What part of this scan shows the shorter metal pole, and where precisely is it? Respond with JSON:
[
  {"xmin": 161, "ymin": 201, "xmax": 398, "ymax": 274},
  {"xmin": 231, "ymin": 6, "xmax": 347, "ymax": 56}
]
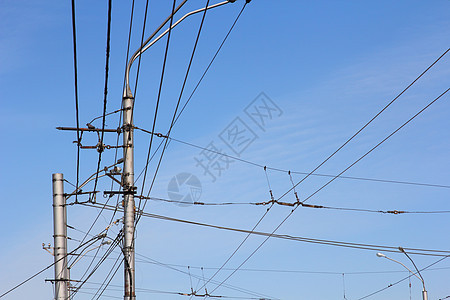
[{"xmin": 52, "ymin": 173, "xmax": 69, "ymax": 300}]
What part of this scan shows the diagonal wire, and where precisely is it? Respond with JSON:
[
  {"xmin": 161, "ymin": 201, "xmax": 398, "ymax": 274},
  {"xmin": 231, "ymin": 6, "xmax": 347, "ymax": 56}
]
[
  {"xmin": 138, "ymin": 0, "xmax": 212, "ymax": 218},
  {"xmin": 209, "ymin": 87, "xmax": 450, "ymax": 294},
  {"xmin": 81, "ymin": 201, "xmax": 450, "ymax": 257},
  {"xmin": 198, "ymin": 48, "xmax": 450, "ymax": 292},
  {"xmin": 135, "ymin": 127, "xmax": 450, "ymax": 190},
  {"xmin": 133, "ymin": 0, "xmax": 248, "ymax": 185},
  {"xmin": 277, "ymin": 47, "xmax": 450, "ymax": 203},
  {"xmin": 0, "ymin": 235, "xmax": 103, "ymax": 299},
  {"xmin": 137, "ymin": 0, "xmax": 178, "ymax": 208},
  {"xmin": 92, "ymin": 255, "xmax": 124, "ymax": 300},
  {"xmin": 73, "ymin": 0, "xmax": 115, "ymax": 258}
]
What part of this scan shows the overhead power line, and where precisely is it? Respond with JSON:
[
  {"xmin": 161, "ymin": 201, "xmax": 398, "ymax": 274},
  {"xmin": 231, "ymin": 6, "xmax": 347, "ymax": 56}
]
[
  {"xmin": 135, "ymin": 127, "xmax": 450, "ymax": 190},
  {"xmin": 137, "ymin": 0, "xmax": 178, "ymax": 209},
  {"xmin": 139, "ymin": 195, "xmax": 450, "ymax": 215},
  {"xmin": 138, "ymin": 0, "xmax": 213, "ymax": 217},
  {"xmin": 72, "ymin": 0, "xmax": 116, "ymax": 260},
  {"xmin": 278, "ymin": 47, "xmax": 450, "ymax": 203},
  {"xmin": 81, "ymin": 201, "xmax": 450, "ymax": 257},
  {"xmin": 0, "ymin": 234, "xmax": 105, "ymax": 299},
  {"xmin": 133, "ymin": 0, "xmax": 249, "ymax": 185},
  {"xmin": 209, "ymin": 86, "xmax": 450, "ymax": 294}
]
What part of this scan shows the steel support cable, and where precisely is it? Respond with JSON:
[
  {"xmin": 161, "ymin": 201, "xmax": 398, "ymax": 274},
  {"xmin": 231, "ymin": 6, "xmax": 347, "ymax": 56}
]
[
  {"xmin": 99, "ymin": 0, "xmax": 138, "ymax": 273},
  {"xmin": 0, "ymin": 234, "xmax": 104, "ymax": 299},
  {"xmin": 109, "ymin": 0, "xmax": 136, "ymax": 190},
  {"xmin": 73, "ymin": 0, "xmax": 115, "ymax": 259},
  {"xmin": 80, "ymin": 281, "xmax": 278, "ymax": 299},
  {"xmin": 136, "ymin": 0, "xmax": 178, "ymax": 217},
  {"xmin": 209, "ymin": 87, "xmax": 450, "ymax": 294},
  {"xmin": 133, "ymin": 1, "xmax": 248, "ymax": 185},
  {"xmin": 134, "ymin": 253, "xmax": 279, "ymax": 299},
  {"xmin": 138, "ymin": 195, "xmax": 450, "ymax": 215},
  {"xmin": 138, "ymin": 0, "xmax": 213, "ymax": 222},
  {"xmin": 54, "ymin": 228, "xmax": 108, "ymax": 297},
  {"xmin": 77, "ymin": 287, "xmax": 271, "ymax": 299},
  {"xmin": 70, "ymin": 232, "xmax": 123, "ymax": 298},
  {"xmin": 55, "ymin": 234, "xmax": 102, "ymax": 298},
  {"xmin": 277, "ymin": 47, "xmax": 450, "ymax": 203},
  {"xmin": 81, "ymin": 202, "xmax": 450, "ymax": 256},
  {"xmin": 356, "ymin": 254, "xmax": 450, "ymax": 300},
  {"xmin": 70, "ymin": 232, "xmax": 122, "ymax": 291},
  {"xmin": 152, "ymin": 47, "xmax": 450, "ymax": 292},
  {"xmin": 138, "ymin": 0, "xmax": 249, "ymax": 230},
  {"xmin": 131, "ymin": 0, "xmax": 151, "ymax": 100},
  {"xmin": 124, "ymin": 0, "xmax": 192, "ymax": 193},
  {"xmin": 144, "ymin": 133, "xmax": 450, "ymax": 190},
  {"xmin": 70, "ymin": 0, "xmax": 81, "ymax": 203},
  {"xmin": 132, "ymin": 260, "xmax": 450, "ymax": 275},
  {"xmin": 70, "ymin": 237, "xmax": 120, "ymax": 298},
  {"xmin": 91, "ymin": 254, "xmax": 124, "ymax": 300},
  {"xmin": 195, "ymin": 166, "xmax": 274, "ymax": 295}
]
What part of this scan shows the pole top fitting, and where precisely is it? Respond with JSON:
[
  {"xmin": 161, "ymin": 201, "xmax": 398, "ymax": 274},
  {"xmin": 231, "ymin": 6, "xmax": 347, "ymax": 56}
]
[{"xmin": 123, "ymin": 84, "xmax": 134, "ymax": 99}]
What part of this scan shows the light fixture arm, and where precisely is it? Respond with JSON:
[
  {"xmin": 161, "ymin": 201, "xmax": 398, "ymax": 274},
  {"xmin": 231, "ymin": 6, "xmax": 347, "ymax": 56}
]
[{"xmin": 124, "ymin": 0, "xmax": 232, "ymax": 98}]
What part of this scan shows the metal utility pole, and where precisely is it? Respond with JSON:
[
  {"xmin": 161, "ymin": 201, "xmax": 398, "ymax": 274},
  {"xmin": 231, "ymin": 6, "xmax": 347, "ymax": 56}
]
[
  {"xmin": 119, "ymin": 2, "xmax": 235, "ymax": 299},
  {"xmin": 52, "ymin": 173, "xmax": 70, "ymax": 300},
  {"xmin": 122, "ymin": 88, "xmax": 136, "ymax": 300}
]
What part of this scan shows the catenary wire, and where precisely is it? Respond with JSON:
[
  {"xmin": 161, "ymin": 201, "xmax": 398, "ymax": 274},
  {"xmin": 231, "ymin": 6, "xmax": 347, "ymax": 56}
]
[
  {"xmin": 133, "ymin": 0, "xmax": 249, "ymax": 185},
  {"xmin": 78, "ymin": 253, "xmax": 450, "ymax": 275},
  {"xmin": 277, "ymin": 47, "xmax": 450, "ymax": 203},
  {"xmin": 209, "ymin": 87, "xmax": 450, "ymax": 294},
  {"xmin": 135, "ymin": 127, "xmax": 450, "ymax": 190},
  {"xmin": 138, "ymin": 195, "xmax": 450, "ymax": 215},
  {"xmin": 0, "ymin": 234, "xmax": 104, "ymax": 298},
  {"xmin": 133, "ymin": 260, "xmax": 450, "ymax": 275},
  {"xmin": 139, "ymin": 0, "xmax": 213, "ymax": 212},
  {"xmin": 135, "ymin": 252, "xmax": 280, "ymax": 299},
  {"xmin": 81, "ymin": 201, "xmax": 450, "ymax": 256},
  {"xmin": 138, "ymin": 3, "xmax": 257, "ymax": 294},
  {"xmin": 75, "ymin": 254, "xmax": 280, "ymax": 300},
  {"xmin": 72, "ymin": 0, "xmax": 116, "ymax": 259},
  {"xmin": 137, "ymin": 0, "xmax": 178, "ymax": 217},
  {"xmin": 70, "ymin": 232, "xmax": 123, "ymax": 298},
  {"xmin": 91, "ymin": 254, "xmax": 123, "ymax": 300}
]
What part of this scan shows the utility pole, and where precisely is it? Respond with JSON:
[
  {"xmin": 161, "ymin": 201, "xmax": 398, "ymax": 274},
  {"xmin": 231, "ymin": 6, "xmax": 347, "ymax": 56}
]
[
  {"xmin": 52, "ymin": 173, "xmax": 70, "ymax": 300},
  {"xmin": 118, "ymin": 3, "xmax": 235, "ymax": 298},
  {"xmin": 122, "ymin": 87, "xmax": 136, "ymax": 300}
]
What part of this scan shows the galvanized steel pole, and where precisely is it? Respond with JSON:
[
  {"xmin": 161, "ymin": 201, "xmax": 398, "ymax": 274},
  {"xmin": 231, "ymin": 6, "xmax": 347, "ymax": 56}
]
[
  {"xmin": 122, "ymin": 89, "xmax": 135, "ymax": 300},
  {"xmin": 52, "ymin": 173, "xmax": 69, "ymax": 300},
  {"xmin": 120, "ymin": 3, "xmax": 234, "ymax": 298}
]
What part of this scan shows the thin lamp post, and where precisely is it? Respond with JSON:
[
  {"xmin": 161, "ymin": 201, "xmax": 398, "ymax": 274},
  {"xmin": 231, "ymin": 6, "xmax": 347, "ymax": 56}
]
[{"xmin": 376, "ymin": 252, "xmax": 428, "ymax": 300}]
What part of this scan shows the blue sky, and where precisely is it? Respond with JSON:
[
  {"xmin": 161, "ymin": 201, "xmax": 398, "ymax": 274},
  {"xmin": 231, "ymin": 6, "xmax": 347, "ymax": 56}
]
[{"xmin": 1, "ymin": 0, "xmax": 449, "ymax": 299}]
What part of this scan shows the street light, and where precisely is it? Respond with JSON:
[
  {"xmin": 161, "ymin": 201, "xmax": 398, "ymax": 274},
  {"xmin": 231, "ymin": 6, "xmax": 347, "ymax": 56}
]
[{"xmin": 376, "ymin": 252, "xmax": 428, "ymax": 300}]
